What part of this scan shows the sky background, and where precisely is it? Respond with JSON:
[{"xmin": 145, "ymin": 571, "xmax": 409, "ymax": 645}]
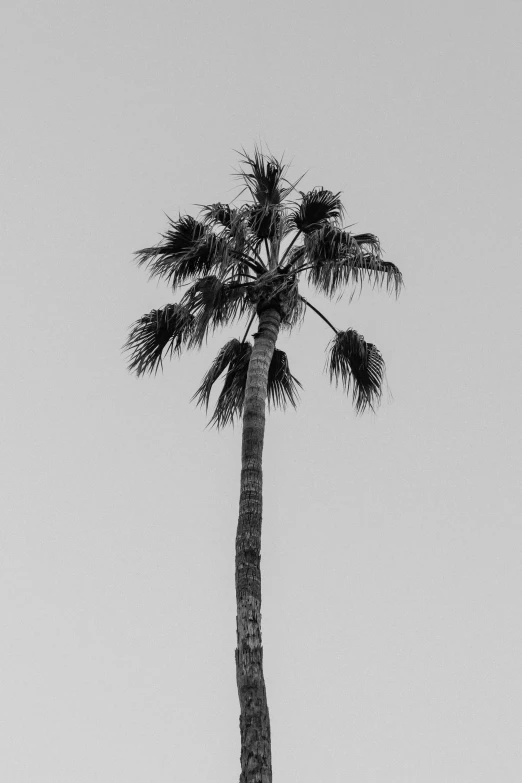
[{"xmin": 2, "ymin": 0, "xmax": 522, "ymax": 781}]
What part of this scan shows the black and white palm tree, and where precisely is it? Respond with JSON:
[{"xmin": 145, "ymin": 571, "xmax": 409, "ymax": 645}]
[{"xmin": 124, "ymin": 148, "xmax": 402, "ymax": 783}]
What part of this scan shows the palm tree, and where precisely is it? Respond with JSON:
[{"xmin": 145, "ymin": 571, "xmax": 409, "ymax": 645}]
[{"xmin": 124, "ymin": 148, "xmax": 402, "ymax": 783}]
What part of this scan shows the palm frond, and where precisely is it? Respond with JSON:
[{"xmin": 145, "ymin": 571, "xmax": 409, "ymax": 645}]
[
  {"xmin": 326, "ymin": 329, "xmax": 385, "ymax": 413},
  {"xmin": 136, "ymin": 215, "xmax": 229, "ymax": 289},
  {"xmin": 304, "ymin": 225, "xmax": 403, "ymax": 297},
  {"xmin": 280, "ymin": 244, "xmax": 306, "ymax": 273},
  {"xmin": 192, "ymin": 338, "xmax": 252, "ymax": 428},
  {"xmin": 199, "ymin": 203, "xmax": 234, "ymax": 230},
  {"xmin": 267, "ymin": 349, "xmax": 302, "ymax": 409},
  {"xmin": 192, "ymin": 338, "xmax": 252, "ymax": 426},
  {"xmin": 236, "ymin": 149, "xmax": 294, "ymax": 251},
  {"xmin": 192, "ymin": 340, "xmax": 302, "ymax": 427},
  {"xmin": 237, "ymin": 147, "xmax": 293, "ymax": 206},
  {"xmin": 352, "ymin": 233, "xmax": 402, "ymax": 295},
  {"xmin": 199, "ymin": 203, "xmax": 268, "ymax": 276},
  {"xmin": 228, "ymin": 206, "xmax": 271, "ymax": 272},
  {"xmin": 352, "ymin": 233, "xmax": 381, "ymax": 254},
  {"xmin": 282, "ymin": 292, "xmax": 306, "ymax": 330},
  {"xmin": 124, "ymin": 303, "xmax": 194, "ymax": 376},
  {"xmin": 248, "ymin": 204, "xmax": 282, "ymax": 242},
  {"xmin": 290, "ymin": 188, "xmax": 344, "ymax": 234},
  {"xmin": 181, "ymin": 276, "xmax": 252, "ymax": 347}
]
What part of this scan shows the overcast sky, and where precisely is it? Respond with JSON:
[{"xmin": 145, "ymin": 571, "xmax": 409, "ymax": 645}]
[{"xmin": 2, "ymin": 0, "xmax": 522, "ymax": 781}]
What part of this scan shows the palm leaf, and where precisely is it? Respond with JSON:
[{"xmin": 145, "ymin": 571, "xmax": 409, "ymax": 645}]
[
  {"xmin": 326, "ymin": 329, "xmax": 385, "ymax": 413},
  {"xmin": 350, "ymin": 233, "xmax": 402, "ymax": 294},
  {"xmin": 135, "ymin": 215, "xmax": 228, "ymax": 289},
  {"xmin": 181, "ymin": 276, "xmax": 252, "ymax": 347},
  {"xmin": 290, "ymin": 188, "xmax": 344, "ymax": 234},
  {"xmin": 304, "ymin": 225, "xmax": 403, "ymax": 297},
  {"xmin": 124, "ymin": 303, "xmax": 194, "ymax": 376},
  {"xmin": 237, "ymin": 147, "xmax": 293, "ymax": 206},
  {"xmin": 282, "ymin": 291, "xmax": 306, "ymax": 330},
  {"xmin": 280, "ymin": 244, "xmax": 306, "ymax": 273},
  {"xmin": 199, "ymin": 203, "xmax": 234, "ymax": 230},
  {"xmin": 267, "ymin": 349, "xmax": 302, "ymax": 409},
  {"xmin": 193, "ymin": 341, "xmax": 302, "ymax": 427},
  {"xmin": 237, "ymin": 148, "xmax": 291, "ymax": 247},
  {"xmin": 192, "ymin": 338, "xmax": 252, "ymax": 428},
  {"xmin": 352, "ymin": 233, "xmax": 381, "ymax": 254},
  {"xmin": 247, "ymin": 204, "xmax": 282, "ymax": 242},
  {"xmin": 199, "ymin": 203, "xmax": 268, "ymax": 276}
]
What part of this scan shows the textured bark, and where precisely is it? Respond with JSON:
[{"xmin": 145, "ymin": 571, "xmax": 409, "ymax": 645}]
[{"xmin": 235, "ymin": 306, "xmax": 281, "ymax": 783}]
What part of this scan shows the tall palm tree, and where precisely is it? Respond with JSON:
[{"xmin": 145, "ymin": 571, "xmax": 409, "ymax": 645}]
[{"xmin": 124, "ymin": 148, "xmax": 402, "ymax": 783}]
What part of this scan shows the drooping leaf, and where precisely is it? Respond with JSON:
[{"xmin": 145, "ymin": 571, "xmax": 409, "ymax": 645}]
[
  {"xmin": 192, "ymin": 339, "xmax": 250, "ymax": 413},
  {"xmin": 305, "ymin": 224, "xmax": 355, "ymax": 262},
  {"xmin": 289, "ymin": 188, "xmax": 344, "ymax": 234},
  {"xmin": 267, "ymin": 349, "xmax": 302, "ymax": 409},
  {"xmin": 135, "ymin": 215, "xmax": 227, "ymax": 289},
  {"xmin": 352, "ymin": 233, "xmax": 381, "ymax": 254},
  {"xmin": 181, "ymin": 276, "xmax": 252, "ymax": 347},
  {"xmin": 281, "ymin": 290, "xmax": 306, "ymax": 330},
  {"xmin": 304, "ymin": 225, "xmax": 403, "ymax": 297},
  {"xmin": 192, "ymin": 338, "xmax": 253, "ymax": 428},
  {"xmin": 124, "ymin": 303, "xmax": 194, "ymax": 376},
  {"xmin": 326, "ymin": 329, "xmax": 385, "ymax": 413},
  {"xmin": 192, "ymin": 340, "xmax": 302, "ymax": 427}
]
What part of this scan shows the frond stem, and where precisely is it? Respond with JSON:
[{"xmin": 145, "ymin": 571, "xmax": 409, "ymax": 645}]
[
  {"xmin": 294, "ymin": 250, "xmax": 381, "ymax": 278},
  {"xmin": 223, "ymin": 271, "xmax": 257, "ymax": 283},
  {"xmin": 248, "ymin": 247, "xmax": 266, "ymax": 267},
  {"xmin": 264, "ymin": 239, "xmax": 271, "ymax": 268},
  {"xmin": 240, "ymin": 312, "xmax": 257, "ymax": 343},
  {"xmin": 292, "ymin": 259, "xmax": 361, "ymax": 277},
  {"xmin": 226, "ymin": 280, "xmax": 254, "ymax": 290},
  {"xmin": 278, "ymin": 230, "xmax": 302, "ymax": 268},
  {"xmin": 229, "ymin": 251, "xmax": 266, "ymax": 275},
  {"xmin": 292, "ymin": 262, "xmax": 313, "ymax": 274},
  {"xmin": 300, "ymin": 296, "xmax": 338, "ymax": 334}
]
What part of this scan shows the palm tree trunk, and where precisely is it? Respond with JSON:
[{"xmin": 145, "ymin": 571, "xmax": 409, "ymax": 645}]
[{"xmin": 235, "ymin": 305, "xmax": 281, "ymax": 783}]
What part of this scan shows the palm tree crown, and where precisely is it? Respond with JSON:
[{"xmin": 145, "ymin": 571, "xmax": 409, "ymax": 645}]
[{"xmin": 124, "ymin": 148, "xmax": 402, "ymax": 419}]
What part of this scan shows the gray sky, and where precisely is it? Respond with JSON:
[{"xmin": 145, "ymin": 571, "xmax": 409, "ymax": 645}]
[{"xmin": 2, "ymin": 0, "xmax": 522, "ymax": 780}]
